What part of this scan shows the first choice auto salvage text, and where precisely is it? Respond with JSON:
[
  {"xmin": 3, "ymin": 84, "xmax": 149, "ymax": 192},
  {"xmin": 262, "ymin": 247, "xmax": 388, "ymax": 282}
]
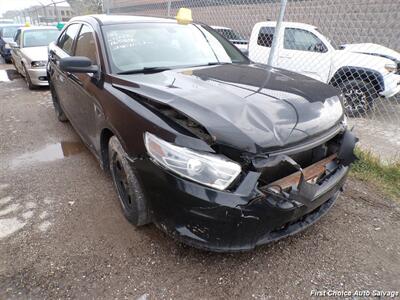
[{"xmin": 310, "ymin": 289, "xmax": 399, "ymax": 298}]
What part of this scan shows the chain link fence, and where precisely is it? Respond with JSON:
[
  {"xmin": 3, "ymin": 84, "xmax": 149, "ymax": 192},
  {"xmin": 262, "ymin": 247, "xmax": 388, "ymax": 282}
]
[{"xmin": 106, "ymin": 0, "xmax": 400, "ymax": 158}]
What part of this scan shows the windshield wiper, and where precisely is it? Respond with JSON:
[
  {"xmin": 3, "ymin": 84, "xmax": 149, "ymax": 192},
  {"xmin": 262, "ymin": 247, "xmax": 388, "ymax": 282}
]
[
  {"xmin": 117, "ymin": 67, "xmax": 171, "ymax": 75},
  {"xmin": 185, "ymin": 62, "xmax": 231, "ymax": 68}
]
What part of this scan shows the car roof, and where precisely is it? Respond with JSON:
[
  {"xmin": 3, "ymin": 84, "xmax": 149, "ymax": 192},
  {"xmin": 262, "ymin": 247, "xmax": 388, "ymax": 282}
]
[
  {"xmin": 19, "ymin": 26, "xmax": 59, "ymax": 32},
  {"xmin": 70, "ymin": 14, "xmax": 178, "ymax": 26},
  {"xmin": 255, "ymin": 21, "xmax": 317, "ymax": 30}
]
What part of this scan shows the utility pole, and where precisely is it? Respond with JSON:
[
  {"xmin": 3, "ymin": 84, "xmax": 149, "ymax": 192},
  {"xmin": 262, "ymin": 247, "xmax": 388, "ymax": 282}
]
[
  {"xmin": 267, "ymin": 0, "xmax": 287, "ymax": 67},
  {"xmin": 37, "ymin": 1, "xmax": 48, "ymax": 25},
  {"xmin": 35, "ymin": 8, "xmax": 40, "ymax": 25},
  {"xmin": 167, "ymin": 0, "xmax": 172, "ymax": 17},
  {"xmin": 51, "ymin": 0, "xmax": 61, "ymax": 22}
]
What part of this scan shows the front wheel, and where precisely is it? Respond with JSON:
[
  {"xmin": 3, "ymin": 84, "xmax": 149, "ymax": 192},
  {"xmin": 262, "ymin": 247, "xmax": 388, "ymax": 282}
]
[
  {"xmin": 109, "ymin": 136, "xmax": 151, "ymax": 226},
  {"xmin": 23, "ymin": 64, "xmax": 35, "ymax": 90},
  {"xmin": 338, "ymin": 79, "xmax": 376, "ymax": 117}
]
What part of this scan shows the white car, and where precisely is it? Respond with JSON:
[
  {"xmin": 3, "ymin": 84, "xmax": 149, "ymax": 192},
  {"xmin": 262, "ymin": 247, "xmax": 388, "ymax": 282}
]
[
  {"xmin": 211, "ymin": 26, "xmax": 248, "ymax": 54},
  {"xmin": 10, "ymin": 26, "xmax": 60, "ymax": 89},
  {"xmin": 248, "ymin": 21, "xmax": 400, "ymax": 115}
]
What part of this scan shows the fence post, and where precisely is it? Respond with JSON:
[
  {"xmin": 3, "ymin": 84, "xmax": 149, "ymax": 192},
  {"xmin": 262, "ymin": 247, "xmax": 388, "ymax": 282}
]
[
  {"xmin": 104, "ymin": 0, "xmax": 111, "ymax": 14},
  {"xmin": 167, "ymin": 0, "xmax": 172, "ymax": 17},
  {"xmin": 267, "ymin": 0, "xmax": 287, "ymax": 67}
]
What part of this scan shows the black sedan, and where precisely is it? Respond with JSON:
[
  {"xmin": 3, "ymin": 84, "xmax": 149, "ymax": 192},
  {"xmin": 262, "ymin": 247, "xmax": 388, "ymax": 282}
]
[{"xmin": 47, "ymin": 15, "xmax": 357, "ymax": 252}]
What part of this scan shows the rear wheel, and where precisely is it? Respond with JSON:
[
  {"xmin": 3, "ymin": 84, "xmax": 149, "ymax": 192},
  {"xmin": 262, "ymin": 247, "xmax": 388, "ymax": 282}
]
[
  {"xmin": 50, "ymin": 81, "xmax": 68, "ymax": 122},
  {"xmin": 108, "ymin": 136, "xmax": 151, "ymax": 226},
  {"xmin": 338, "ymin": 79, "xmax": 376, "ymax": 117}
]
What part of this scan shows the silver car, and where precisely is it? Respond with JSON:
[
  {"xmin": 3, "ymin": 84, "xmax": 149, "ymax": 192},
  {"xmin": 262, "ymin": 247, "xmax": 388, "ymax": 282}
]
[{"xmin": 10, "ymin": 26, "xmax": 60, "ymax": 89}]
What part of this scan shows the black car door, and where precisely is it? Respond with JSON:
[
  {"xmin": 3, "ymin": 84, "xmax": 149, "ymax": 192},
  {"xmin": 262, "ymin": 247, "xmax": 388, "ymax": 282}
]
[
  {"xmin": 49, "ymin": 23, "xmax": 81, "ymax": 124},
  {"xmin": 66, "ymin": 24, "xmax": 102, "ymax": 150}
]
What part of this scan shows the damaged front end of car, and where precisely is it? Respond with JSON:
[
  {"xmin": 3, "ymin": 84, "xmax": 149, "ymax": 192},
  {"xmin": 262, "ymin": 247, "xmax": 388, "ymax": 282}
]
[
  {"xmin": 111, "ymin": 67, "xmax": 358, "ymax": 252},
  {"xmin": 130, "ymin": 109, "xmax": 357, "ymax": 252}
]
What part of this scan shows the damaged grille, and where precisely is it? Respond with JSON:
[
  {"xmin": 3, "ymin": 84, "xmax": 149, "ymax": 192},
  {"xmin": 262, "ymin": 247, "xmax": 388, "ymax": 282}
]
[
  {"xmin": 256, "ymin": 134, "xmax": 342, "ymax": 188},
  {"xmin": 252, "ymin": 129, "xmax": 356, "ymax": 206}
]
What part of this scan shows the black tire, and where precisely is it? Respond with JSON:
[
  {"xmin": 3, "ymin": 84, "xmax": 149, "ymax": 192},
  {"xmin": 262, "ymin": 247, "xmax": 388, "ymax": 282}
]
[
  {"xmin": 337, "ymin": 79, "xmax": 376, "ymax": 117},
  {"xmin": 50, "ymin": 81, "xmax": 68, "ymax": 122},
  {"xmin": 23, "ymin": 64, "xmax": 35, "ymax": 90},
  {"xmin": 108, "ymin": 136, "xmax": 151, "ymax": 226}
]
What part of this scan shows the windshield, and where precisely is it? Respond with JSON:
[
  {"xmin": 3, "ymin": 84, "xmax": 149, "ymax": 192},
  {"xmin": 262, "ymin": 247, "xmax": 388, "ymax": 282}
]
[
  {"xmin": 2, "ymin": 26, "xmax": 19, "ymax": 38},
  {"xmin": 102, "ymin": 22, "xmax": 248, "ymax": 74},
  {"xmin": 23, "ymin": 29, "xmax": 60, "ymax": 47},
  {"xmin": 215, "ymin": 28, "xmax": 245, "ymax": 40}
]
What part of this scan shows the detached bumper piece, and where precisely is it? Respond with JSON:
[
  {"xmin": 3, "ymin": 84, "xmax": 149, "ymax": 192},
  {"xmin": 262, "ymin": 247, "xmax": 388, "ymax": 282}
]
[{"xmin": 138, "ymin": 130, "xmax": 357, "ymax": 252}]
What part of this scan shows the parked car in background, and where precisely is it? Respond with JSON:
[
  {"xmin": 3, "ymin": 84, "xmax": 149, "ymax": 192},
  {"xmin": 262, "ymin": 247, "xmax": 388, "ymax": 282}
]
[
  {"xmin": 211, "ymin": 25, "xmax": 248, "ymax": 55},
  {"xmin": 0, "ymin": 24, "xmax": 24, "ymax": 63},
  {"xmin": 10, "ymin": 26, "xmax": 60, "ymax": 89},
  {"xmin": 48, "ymin": 15, "xmax": 356, "ymax": 252},
  {"xmin": 0, "ymin": 19, "xmax": 14, "ymax": 24},
  {"xmin": 248, "ymin": 21, "xmax": 400, "ymax": 116}
]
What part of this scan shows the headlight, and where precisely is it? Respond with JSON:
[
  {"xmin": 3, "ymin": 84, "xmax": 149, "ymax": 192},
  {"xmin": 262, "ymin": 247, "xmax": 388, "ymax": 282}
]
[
  {"xmin": 384, "ymin": 63, "xmax": 397, "ymax": 73},
  {"xmin": 342, "ymin": 114, "xmax": 348, "ymax": 128},
  {"xmin": 144, "ymin": 132, "xmax": 241, "ymax": 190},
  {"xmin": 31, "ymin": 61, "xmax": 47, "ymax": 68},
  {"xmin": 4, "ymin": 43, "xmax": 11, "ymax": 50}
]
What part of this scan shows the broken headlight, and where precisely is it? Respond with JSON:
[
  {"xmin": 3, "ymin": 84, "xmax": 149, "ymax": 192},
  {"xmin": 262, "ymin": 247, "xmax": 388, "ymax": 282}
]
[{"xmin": 144, "ymin": 132, "xmax": 241, "ymax": 190}]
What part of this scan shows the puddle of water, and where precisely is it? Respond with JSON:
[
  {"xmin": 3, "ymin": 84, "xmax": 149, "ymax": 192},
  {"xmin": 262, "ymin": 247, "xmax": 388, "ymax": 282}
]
[
  {"xmin": 11, "ymin": 141, "xmax": 85, "ymax": 168},
  {"xmin": 0, "ymin": 69, "xmax": 19, "ymax": 82},
  {"xmin": 0, "ymin": 70, "xmax": 10, "ymax": 82}
]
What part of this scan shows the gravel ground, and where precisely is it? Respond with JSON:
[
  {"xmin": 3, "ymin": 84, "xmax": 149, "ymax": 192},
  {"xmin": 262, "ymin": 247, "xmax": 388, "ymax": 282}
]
[{"xmin": 0, "ymin": 61, "xmax": 399, "ymax": 299}]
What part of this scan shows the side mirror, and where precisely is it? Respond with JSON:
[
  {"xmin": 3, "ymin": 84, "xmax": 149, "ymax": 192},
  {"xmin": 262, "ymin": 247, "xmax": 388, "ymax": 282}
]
[
  {"xmin": 314, "ymin": 43, "xmax": 327, "ymax": 53},
  {"xmin": 9, "ymin": 41, "xmax": 19, "ymax": 49},
  {"xmin": 59, "ymin": 56, "xmax": 99, "ymax": 74}
]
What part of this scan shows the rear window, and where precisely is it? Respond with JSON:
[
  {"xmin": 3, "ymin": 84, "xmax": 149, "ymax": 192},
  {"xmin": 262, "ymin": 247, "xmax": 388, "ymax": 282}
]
[
  {"xmin": 257, "ymin": 27, "xmax": 274, "ymax": 47},
  {"xmin": 23, "ymin": 29, "xmax": 60, "ymax": 47}
]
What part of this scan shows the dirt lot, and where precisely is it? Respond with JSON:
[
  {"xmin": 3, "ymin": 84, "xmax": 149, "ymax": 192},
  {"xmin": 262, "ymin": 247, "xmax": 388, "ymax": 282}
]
[{"xmin": 0, "ymin": 61, "xmax": 399, "ymax": 299}]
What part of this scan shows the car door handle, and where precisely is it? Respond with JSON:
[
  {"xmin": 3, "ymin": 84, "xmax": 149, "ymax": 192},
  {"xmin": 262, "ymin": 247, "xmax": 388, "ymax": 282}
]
[{"xmin": 279, "ymin": 54, "xmax": 293, "ymax": 59}]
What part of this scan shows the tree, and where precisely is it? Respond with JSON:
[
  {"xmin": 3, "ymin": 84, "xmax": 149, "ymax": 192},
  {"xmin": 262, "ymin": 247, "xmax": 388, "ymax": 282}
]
[{"xmin": 66, "ymin": 0, "xmax": 103, "ymax": 15}]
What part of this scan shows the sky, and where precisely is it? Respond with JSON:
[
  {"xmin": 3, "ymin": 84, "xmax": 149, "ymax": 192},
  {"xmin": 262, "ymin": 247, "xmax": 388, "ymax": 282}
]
[{"xmin": 0, "ymin": 0, "xmax": 69, "ymax": 17}]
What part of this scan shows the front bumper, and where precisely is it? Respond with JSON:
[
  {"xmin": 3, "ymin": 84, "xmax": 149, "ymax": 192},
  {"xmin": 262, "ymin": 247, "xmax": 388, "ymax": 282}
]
[
  {"xmin": 380, "ymin": 72, "xmax": 400, "ymax": 98},
  {"xmin": 133, "ymin": 156, "xmax": 349, "ymax": 252},
  {"xmin": 27, "ymin": 67, "xmax": 49, "ymax": 86}
]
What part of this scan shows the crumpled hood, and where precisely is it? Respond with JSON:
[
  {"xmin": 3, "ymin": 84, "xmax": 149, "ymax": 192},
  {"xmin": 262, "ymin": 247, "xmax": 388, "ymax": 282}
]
[
  {"xmin": 112, "ymin": 64, "xmax": 344, "ymax": 153},
  {"xmin": 340, "ymin": 43, "xmax": 400, "ymax": 62},
  {"xmin": 21, "ymin": 46, "xmax": 48, "ymax": 62}
]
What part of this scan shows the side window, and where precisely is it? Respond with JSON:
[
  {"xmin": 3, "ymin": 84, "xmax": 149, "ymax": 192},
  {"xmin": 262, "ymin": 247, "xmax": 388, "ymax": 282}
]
[
  {"xmin": 74, "ymin": 24, "xmax": 98, "ymax": 65},
  {"xmin": 284, "ymin": 28, "xmax": 327, "ymax": 52},
  {"xmin": 257, "ymin": 27, "xmax": 274, "ymax": 48},
  {"xmin": 57, "ymin": 24, "xmax": 81, "ymax": 55}
]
